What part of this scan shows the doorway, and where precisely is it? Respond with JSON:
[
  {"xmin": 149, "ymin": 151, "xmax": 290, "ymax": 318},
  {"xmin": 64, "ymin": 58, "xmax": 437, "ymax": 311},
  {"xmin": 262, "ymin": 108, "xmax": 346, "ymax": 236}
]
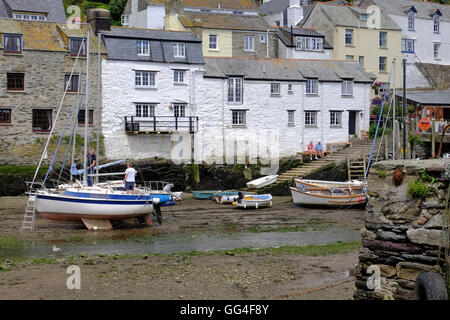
[{"xmin": 348, "ymin": 111, "xmax": 356, "ymax": 136}]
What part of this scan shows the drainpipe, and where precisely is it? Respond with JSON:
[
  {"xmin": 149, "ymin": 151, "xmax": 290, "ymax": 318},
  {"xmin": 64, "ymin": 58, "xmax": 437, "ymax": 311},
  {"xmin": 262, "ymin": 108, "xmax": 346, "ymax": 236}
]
[{"xmin": 266, "ymin": 29, "xmax": 270, "ymax": 58}]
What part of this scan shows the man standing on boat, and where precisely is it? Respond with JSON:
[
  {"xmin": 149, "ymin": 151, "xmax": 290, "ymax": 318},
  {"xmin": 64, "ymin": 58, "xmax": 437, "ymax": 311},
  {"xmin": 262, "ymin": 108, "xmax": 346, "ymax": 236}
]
[
  {"xmin": 86, "ymin": 148, "xmax": 96, "ymax": 187},
  {"xmin": 123, "ymin": 162, "xmax": 137, "ymax": 194}
]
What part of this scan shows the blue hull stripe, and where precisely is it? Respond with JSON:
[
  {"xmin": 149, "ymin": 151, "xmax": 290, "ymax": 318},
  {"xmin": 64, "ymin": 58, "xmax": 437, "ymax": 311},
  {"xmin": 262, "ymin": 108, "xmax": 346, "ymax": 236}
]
[
  {"xmin": 38, "ymin": 194, "xmax": 153, "ymax": 205},
  {"xmin": 63, "ymin": 191, "xmax": 171, "ymax": 202}
]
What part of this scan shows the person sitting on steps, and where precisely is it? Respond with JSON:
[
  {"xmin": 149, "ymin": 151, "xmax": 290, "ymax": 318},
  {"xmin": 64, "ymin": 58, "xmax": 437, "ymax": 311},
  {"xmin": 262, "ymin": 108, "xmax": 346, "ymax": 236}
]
[{"xmin": 307, "ymin": 141, "xmax": 318, "ymax": 160}]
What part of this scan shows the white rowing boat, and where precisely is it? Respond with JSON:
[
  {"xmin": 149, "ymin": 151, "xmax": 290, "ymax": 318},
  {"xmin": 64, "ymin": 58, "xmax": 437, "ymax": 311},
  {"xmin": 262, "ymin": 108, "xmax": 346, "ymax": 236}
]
[
  {"xmin": 233, "ymin": 194, "xmax": 273, "ymax": 209},
  {"xmin": 295, "ymin": 178, "xmax": 367, "ymax": 191},
  {"xmin": 246, "ymin": 175, "xmax": 278, "ymax": 189},
  {"xmin": 290, "ymin": 187, "xmax": 367, "ymax": 207}
]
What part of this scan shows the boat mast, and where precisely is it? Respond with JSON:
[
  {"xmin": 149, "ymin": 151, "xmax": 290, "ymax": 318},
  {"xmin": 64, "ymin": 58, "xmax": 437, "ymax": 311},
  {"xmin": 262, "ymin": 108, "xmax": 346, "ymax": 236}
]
[
  {"xmin": 96, "ymin": 32, "xmax": 101, "ymax": 184},
  {"xmin": 83, "ymin": 30, "xmax": 90, "ymax": 186},
  {"xmin": 392, "ymin": 58, "xmax": 396, "ymax": 160}
]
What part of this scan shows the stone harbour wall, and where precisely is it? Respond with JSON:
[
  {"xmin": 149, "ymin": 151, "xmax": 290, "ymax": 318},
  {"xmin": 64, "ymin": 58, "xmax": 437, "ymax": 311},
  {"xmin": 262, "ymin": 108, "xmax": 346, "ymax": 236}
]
[{"xmin": 354, "ymin": 159, "xmax": 450, "ymax": 300}]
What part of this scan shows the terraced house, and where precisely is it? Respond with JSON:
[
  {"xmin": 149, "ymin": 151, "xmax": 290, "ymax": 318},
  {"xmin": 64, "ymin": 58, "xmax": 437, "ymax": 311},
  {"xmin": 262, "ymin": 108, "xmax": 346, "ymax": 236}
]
[
  {"xmin": 0, "ymin": 0, "xmax": 66, "ymax": 22},
  {"xmin": 0, "ymin": 18, "xmax": 104, "ymax": 164}
]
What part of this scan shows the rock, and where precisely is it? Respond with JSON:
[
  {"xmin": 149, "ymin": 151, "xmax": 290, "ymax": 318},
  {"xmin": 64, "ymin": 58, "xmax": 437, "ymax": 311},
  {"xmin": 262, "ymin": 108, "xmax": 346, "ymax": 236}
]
[
  {"xmin": 361, "ymin": 227, "xmax": 376, "ymax": 240},
  {"xmin": 376, "ymin": 230, "xmax": 407, "ymax": 241},
  {"xmin": 394, "ymin": 287, "xmax": 415, "ymax": 300},
  {"xmin": 377, "ymin": 264, "xmax": 397, "ymax": 278},
  {"xmin": 396, "ymin": 262, "xmax": 435, "ymax": 281},
  {"xmin": 80, "ymin": 252, "xmax": 88, "ymax": 258},
  {"xmin": 396, "ymin": 279, "xmax": 415, "ymax": 290},
  {"xmin": 400, "ymin": 254, "xmax": 437, "ymax": 264},
  {"xmin": 406, "ymin": 228, "xmax": 446, "ymax": 247},
  {"xmin": 424, "ymin": 214, "xmax": 446, "ymax": 229},
  {"xmin": 412, "ymin": 215, "xmax": 428, "ymax": 227},
  {"xmin": 422, "ymin": 212, "xmax": 432, "ymax": 220},
  {"xmin": 363, "ymin": 239, "xmax": 423, "ymax": 253},
  {"xmin": 381, "ymin": 223, "xmax": 408, "ymax": 232}
]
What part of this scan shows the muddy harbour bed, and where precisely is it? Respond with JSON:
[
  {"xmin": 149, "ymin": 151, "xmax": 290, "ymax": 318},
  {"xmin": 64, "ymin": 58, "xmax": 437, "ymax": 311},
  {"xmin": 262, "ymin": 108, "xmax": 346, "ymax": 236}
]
[{"xmin": 0, "ymin": 194, "xmax": 364, "ymax": 300}]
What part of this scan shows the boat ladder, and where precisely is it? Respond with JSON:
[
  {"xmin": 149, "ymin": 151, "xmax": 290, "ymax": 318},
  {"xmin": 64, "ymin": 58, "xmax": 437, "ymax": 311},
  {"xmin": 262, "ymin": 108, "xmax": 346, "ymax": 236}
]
[{"xmin": 21, "ymin": 190, "xmax": 37, "ymax": 232}]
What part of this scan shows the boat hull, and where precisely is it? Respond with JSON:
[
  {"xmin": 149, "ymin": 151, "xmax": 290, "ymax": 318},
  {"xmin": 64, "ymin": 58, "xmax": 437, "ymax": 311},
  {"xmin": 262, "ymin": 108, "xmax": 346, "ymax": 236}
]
[
  {"xmin": 233, "ymin": 194, "xmax": 273, "ymax": 209},
  {"xmin": 246, "ymin": 175, "xmax": 278, "ymax": 189},
  {"xmin": 36, "ymin": 193, "xmax": 154, "ymax": 221},
  {"xmin": 295, "ymin": 179, "xmax": 366, "ymax": 190},
  {"xmin": 290, "ymin": 187, "xmax": 367, "ymax": 207}
]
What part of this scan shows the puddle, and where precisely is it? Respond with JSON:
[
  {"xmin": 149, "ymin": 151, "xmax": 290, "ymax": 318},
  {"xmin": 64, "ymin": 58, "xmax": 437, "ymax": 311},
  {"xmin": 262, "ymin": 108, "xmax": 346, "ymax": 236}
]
[{"xmin": 1, "ymin": 227, "xmax": 361, "ymax": 259}]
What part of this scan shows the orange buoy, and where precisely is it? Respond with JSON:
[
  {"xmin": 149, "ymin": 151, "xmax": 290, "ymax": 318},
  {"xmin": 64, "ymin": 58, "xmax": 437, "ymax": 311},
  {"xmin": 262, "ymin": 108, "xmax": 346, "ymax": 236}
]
[{"xmin": 419, "ymin": 118, "xmax": 431, "ymax": 131}]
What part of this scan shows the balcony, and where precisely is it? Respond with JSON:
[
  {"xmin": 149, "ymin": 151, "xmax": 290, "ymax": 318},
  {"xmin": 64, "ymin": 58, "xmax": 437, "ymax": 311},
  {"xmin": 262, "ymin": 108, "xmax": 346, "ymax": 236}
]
[{"xmin": 124, "ymin": 116, "xmax": 199, "ymax": 134}]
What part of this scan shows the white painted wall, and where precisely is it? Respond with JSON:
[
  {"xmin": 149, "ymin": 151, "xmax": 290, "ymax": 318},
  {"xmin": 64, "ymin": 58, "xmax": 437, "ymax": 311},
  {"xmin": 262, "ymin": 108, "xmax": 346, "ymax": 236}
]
[
  {"xmin": 147, "ymin": 5, "xmax": 165, "ymax": 29},
  {"xmin": 278, "ymin": 38, "xmax": 332, "ymax": 59},
  {"xmin": 262, "ymin": 12, "xmax": 284, "ymax": 27},
  {"xmin": 389, "ymin": 14, "xmax": 450, "ymax": 65}
]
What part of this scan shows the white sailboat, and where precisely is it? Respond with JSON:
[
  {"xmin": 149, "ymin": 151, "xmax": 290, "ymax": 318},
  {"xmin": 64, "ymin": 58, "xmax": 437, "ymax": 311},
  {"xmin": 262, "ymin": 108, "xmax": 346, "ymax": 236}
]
[{"xmin": 24, "ymin": 32, "xmax": 173, "ymax": 231}]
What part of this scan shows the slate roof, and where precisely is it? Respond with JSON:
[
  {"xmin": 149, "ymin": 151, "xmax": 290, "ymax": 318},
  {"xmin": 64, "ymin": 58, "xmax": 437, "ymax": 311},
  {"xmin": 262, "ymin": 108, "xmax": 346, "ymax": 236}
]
[
  {"xmin": 178, "ymin": 11, "xmax": 270, "ymax": 31},
  {"xmin": 276, "ymin": 27, "xmax": 333, "ymax": 49},
  {"xmin": 147, "ymin": 0, "xmax": 258, "ymax": 10},
  {"xmin": 395, "ymin": 90, "xmax": 450, "ymax": 106},
  {"xmin": 1, "ymin": 0, "xmax": 66, "ymax": 22},
  {"xmin": 203, "ymin": 57, "xmax": 373, "ymax": 82},
  {"xmin": 362, "ymin": 0, "xmax": 450, "ymax": 23},
  {"xmin": 102, "ymin": 27, "xmax": 204, "ymax": 64},
  {"xmin": 308, "ymin": 2, "xmax": 401, "ymax": 30}
]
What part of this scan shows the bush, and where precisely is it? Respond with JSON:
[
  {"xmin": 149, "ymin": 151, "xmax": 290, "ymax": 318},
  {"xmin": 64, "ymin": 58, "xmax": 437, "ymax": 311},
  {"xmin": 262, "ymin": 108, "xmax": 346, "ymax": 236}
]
[{"xmin": 407, "ymin": 180, "xmax": 430, "ymax": 199}]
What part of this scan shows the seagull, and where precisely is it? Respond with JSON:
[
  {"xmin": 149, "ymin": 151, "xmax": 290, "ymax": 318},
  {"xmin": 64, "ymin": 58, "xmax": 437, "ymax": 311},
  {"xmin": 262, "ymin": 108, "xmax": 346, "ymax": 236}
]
[{"xmin": 53, "ymin": 245, "xmax": 62, "ymax": 253}]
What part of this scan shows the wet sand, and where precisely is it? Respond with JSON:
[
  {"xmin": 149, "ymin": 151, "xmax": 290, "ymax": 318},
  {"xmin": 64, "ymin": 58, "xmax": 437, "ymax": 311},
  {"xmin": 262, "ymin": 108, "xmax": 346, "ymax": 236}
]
[{"xmin": 0, "ymin": 194, "xmax": 364, "ymax": 300}]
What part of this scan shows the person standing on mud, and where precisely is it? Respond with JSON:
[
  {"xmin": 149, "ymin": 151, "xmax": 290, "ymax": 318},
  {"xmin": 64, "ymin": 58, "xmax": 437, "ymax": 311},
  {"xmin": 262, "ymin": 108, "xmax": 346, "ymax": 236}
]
[
  {"xmin": 86, "ymin": 148, "xmax": 96, "ymax": 187},
  {"xmin": 123, "ymin": 161, "xmax": 137, "ymax": 194}
]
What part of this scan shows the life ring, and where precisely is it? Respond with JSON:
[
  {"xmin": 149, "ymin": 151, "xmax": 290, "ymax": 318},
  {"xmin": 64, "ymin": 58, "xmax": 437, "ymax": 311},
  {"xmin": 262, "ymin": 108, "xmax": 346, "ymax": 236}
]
[{"xmin": 419, "ymin": 118, "xmax": 431, "ymax": 131}]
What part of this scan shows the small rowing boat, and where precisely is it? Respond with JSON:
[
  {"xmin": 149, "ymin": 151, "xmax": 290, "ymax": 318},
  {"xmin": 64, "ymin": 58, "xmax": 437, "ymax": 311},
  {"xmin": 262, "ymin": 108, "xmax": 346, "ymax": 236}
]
[
  {"xmin": 294, "ymin": 178, "xmax": 367, "ymax": 191},
  {"xmin": 192, "ymin": 190, "xmax": 220, "ymax": 200},
  {"xmin": 290, "ymin": 187, "xmax": 367, "ymax": 207},
  {"xmin": 246, "ymin": 175, "xmax": 278, "ymax": 189},
  {"xmin": 233, "ymin": 194, "xmax": 273, "ymax": 209},
  {"xmin": 214, "ymin": 191, "xmax": 256, "ymax": 204}
]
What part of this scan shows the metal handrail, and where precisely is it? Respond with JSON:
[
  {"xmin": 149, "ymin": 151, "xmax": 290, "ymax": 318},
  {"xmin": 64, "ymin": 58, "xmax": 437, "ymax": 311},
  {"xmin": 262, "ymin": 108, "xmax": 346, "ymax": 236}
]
[{"xmin": 124, "ymin": 116, "xmax": 199, "ymax": 133}]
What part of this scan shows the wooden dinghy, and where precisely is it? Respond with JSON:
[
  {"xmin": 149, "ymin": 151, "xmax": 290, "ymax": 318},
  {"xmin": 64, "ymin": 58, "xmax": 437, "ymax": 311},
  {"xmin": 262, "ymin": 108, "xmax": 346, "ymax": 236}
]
[
  {"xmin": 246, "ymin": 175, "xmax": 278, "ymax": 189},
  {"xmin": 233, "ymin": 194, "xmax": 273, "ymax": 209},
  {"xmin": 295, "ymin": 178, "xmax": 367, "ymax": 191},
  {"xmin": 290, "ymin": 187, "xmax": 367, "ymax": 207}
]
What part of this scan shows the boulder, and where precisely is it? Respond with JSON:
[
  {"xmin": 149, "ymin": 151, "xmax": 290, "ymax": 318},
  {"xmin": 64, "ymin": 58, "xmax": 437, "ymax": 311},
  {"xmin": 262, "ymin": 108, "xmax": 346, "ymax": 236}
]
[
  {"xmin": 361, "ymin": 227, "xmax": 376, "ymax": 240},
  {"xmin": 396, "ymin": 262, "xmax": 435, "ymax": 281},
  {"xmin": 406, "ymin": 228, "xmax": 446, "ymax": 247}
]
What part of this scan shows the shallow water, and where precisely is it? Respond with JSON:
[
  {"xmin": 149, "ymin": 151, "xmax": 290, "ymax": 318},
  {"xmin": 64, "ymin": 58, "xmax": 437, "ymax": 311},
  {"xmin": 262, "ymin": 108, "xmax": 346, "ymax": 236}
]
[{"xmin": 1, "ymin": 227, "xmax": 360, "ymax": 259}]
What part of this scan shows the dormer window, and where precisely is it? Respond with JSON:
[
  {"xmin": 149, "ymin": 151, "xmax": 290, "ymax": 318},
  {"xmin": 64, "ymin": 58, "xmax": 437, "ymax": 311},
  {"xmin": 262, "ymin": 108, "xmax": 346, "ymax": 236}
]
[
  {"xmin": 173, "ymin": 42, "xmax": 185, "ymax": 58},
  {"xmin": 137, "ymin": 40, "xmax": 149, "ymax": 56},
  {"xmin": 360, "ymin": 13, "xmax": 368, "ymax": 21},
  {"xmin": 408, "ymin": 11, "xmax": 415, "ymax": 31},
  {"xmin": 434, "ymin": 15, "xmax": 440, "ymax": 33},
  {"xmin": 70, "ymin": 38, "xmax": 86, "ymax": 57},
  {"xmin": 13, "ymin": 12, "xmax": 47, "ymax": 21},
  {"xmin": 3, "ymin": 34, "xmax": 23, "ymax": 54}
]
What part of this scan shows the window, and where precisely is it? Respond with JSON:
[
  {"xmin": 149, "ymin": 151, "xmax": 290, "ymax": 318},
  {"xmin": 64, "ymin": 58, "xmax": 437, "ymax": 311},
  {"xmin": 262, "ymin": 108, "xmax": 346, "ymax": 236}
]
[
  {"xmin": 70, "ymin": 38, "xmax": 86, "ymax": 57},
  {"xmin": 342, "ymin": 80, "xmax": 353, "ymax": 96},
  {"xmin": 346, "ymin": 55, "xmax": 354, "ymax": 61},
  {"xmin": 345, "ymin": 29, "xmax": 353, "ymax": 45},
  {"xmin": 379, "ymin": 57, "xmax": 387, "ymax": 72},
  {"xmin": 330, "ymin": 112, "xmax": 342, "ymax": 127},
  {"xmin": 288, "ymin": 111, "xmax": 295, "ymax": 125},
  {"xmin": 360, "ymin": 13, "xmax": 368, "ymax": 21},
  {"xmin": 174, "ymin": 70, "xmax": 186, "ymax": 83},
  {"xmin": 32, "ymin": 109, "xmax": 52, "ymax": 132},
  {"xmin": 173, "ymin": 42, "xmax": 185, "ymax": 58},
  {"xmin": 77, "ymin": 109, "xmax": 94, "ymax": 125},
  {"xmin": 359, "ymin": 56, "xmax": 365, "ymax": 69},
  {"xmin": 174, "ymin": 104, "xmax": 186, "ymax": 117},
  {"xmin": 3, "ymin": 34, "xmax": 22, "ymax": 54},
  {"xmin": 135, "ymin": 71, "xmax": 156, "ymax": 88},
  {"xmin": 379, "ymin": 32, "xmax": 387, "ymax": 48},
  {"xmin": 228, "ymin": 77, "xmax": 243, "ymax": 103},
  {"xmin": 288, "ymin": 84, "xmax": 293, "ymax": 92},
  {"xmin": 434, "ymin": 43, "xmax": 441, "ymax": 60},
  {"xmin": 296, "ymin": 37, "xmax": 323, "ymax": 51},
  {"xmin": 408, "ymin": 11, "xmax": 415, "ymax": 31},
  {"xmin": 209, "ymin": 34, "xmax": 218, "ymax": 50},
  {"xmin": 137, "ymin": 40, "xmax": 149, "ymax": 56},
  {"xmin": 270, "ymin": 83, "xmax": 280, "ymax": 95},
  {"xmin": 65, "ymin": 75, "xmax": 79, "ymax": 92},
  {"xmin": 14, "ymin": 13, "xmax": 46, "ymax": 21},
  {"xmin": 232, "ymin": 110, "xmax": 246, "ymax": 126},
  {"xmin": 121, "ymin": 14, "xmax": 129, "ymax": 26},
  {"xmin": 244, "ymin": 36, "xmax": 254, "ymax": 52},
  {"xmin": 306, "ymin": 79, "xmax": 318, "ymax": 95},
  {"xmin": 434, "ymin": 15, "xmax": 440, "ymax": 33},
  {"xmin": 402, "ymin": 39, "xmax": 414, "ymax": 53},
  {"xmin": 136, "ymin": 104, "xmax": 155, "ymax": 117},
  {"xmin": 305, "ymin": 111, "xmax": 317, "ymax": 127},
  {"xmin": 259, "ymin": 35, "xmax": 266, "ymax": 43},
  {"xmin": 0, "ymin": 109, "xmax": 11, "ymax": 123},
  {"xmin": 7, "ymin": 73, "xmax": 24, "ymax": 91}
]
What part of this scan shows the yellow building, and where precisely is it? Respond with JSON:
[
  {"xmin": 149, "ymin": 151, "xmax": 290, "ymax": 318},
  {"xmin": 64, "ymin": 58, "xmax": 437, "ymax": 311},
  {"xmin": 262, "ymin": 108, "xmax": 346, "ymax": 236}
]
[{"xmin": 301, "ymin": 2, "xmax": 403, "ymax": 92}]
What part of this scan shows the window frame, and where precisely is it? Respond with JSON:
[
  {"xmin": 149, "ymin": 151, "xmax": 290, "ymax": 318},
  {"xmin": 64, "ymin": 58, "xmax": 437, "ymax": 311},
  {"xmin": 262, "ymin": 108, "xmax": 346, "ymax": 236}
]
[
  {"xmin": 209, "ymin": 34, "xmax": 218, "ymax": 50},
  {"xmin": 172, "ymin": 42, "xmax": 186, "ymax": 58},
  {"xmin": 305, "ymin": 79, "xmax": 318, "ymax": 95},
  {"xmin": 7, "ymin": 73, "xmax": 25, "ymax": 91},
  {"xmin": 32, "ymin": 109, "xmax": 53, "ymax": 132},
  {"xmin": 330, "ymin": 111, "xmax": 343, "ymax": 127},
  {"xmin": 379, "ymin": 56, "xmax": 387, "ymax": 72},
  {"xmin": 69, "ymin": 38, "xmax": 86, "ymax": 57},
  {"xmin": 259, "ymin": 35, "xmax": 266, "ymax": 44},
  {"xmin": 232, "ymin": 110, "xmax": 246, "ymax": 127},
  {"xmin": 434, "ymin": 42, "xmax": 441, "ymax": 60},
  {"xmin": 77, "ymin": 109, "xmax": 94, "ymax": 126},
  {"xmin": 173, "ymin": 69, "xmax": 186, "ymax": 84},
  {"xmin": 287, "ymin": 110, "xmax": 295, "ymax": 125},
  {"xmin": 304, "ymin": 111, "xmax": 317, "ymax": 127},
  {"xmin": 0, "ymin": 109, "xmax": 12, "ymax": 124},
  {"xmin": 135, "ymin": 71, "xmax": 156, "ymax": 88},
  {"xmin": 135, "ymin": 104, "xmax": 155, "ymax": 118},
  {"xmin": 227, "ymin": 77, "xmax": 243, "ymax": 104},
  {"xmin": 345, "ymin": 29, "xmax": 353, "ymax": 46},
  {"xmin": 402, "ymin": 38, "xmax": 415, "ymax": 53},
  {"xmin": 65, "ymin": 74, "xmax": 79, "ymax": 93},
  {"xmin": 270, "ymin": 83, "xmax": 280, "ymax": 95},
  {"xmin": 173, "ymin": 104, "xmax": 186, "ymax": 118},
  {"xmin": 341, "ymin": 80, "xmax": 353, "ymax": 97},
  {"xmin": 136, "ymin": 40, "xmax": 150, "ymax": 56},
  {"xmin": 379, "ymin": 31, "xmax": 387, "ymax": 48},
  {"xmin": 3, "ymin": 34, "xmax": 23, "ymax": 54},
  {"xmin": 434, "ymin": 15, "xmax": 440, "ymax": 33},
  {"xmin": 408, "ymin": 11, "xmax": 415, "ymax": 31},
  {"xmin": 244, "ymin": 35, "xmax": 255, "ymax": 52}
]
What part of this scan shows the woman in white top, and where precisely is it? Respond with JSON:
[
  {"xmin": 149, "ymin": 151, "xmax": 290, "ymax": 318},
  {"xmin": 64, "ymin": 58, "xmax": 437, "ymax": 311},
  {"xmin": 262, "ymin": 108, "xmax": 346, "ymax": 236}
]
[{"xmin": 123, "ymin": 162, "xmax": 137, "ymax": 194}]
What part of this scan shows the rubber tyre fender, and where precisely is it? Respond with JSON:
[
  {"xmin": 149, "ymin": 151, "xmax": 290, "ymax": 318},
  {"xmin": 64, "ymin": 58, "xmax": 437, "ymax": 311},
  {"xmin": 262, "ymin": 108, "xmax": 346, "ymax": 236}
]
[
  {"xmin": 414, "ymin": 272, "xmax": 448, "ymax": 300},
  {"xmin": 152, "ymin": 204, "xmax": 163, "ymax": 225}
]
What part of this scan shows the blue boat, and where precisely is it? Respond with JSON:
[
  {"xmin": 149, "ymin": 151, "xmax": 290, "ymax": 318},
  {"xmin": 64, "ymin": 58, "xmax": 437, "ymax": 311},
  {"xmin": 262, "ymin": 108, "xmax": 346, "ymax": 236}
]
[{"xmin": 192, "ymin": 190, "xmax": 220, "ymax": 199}]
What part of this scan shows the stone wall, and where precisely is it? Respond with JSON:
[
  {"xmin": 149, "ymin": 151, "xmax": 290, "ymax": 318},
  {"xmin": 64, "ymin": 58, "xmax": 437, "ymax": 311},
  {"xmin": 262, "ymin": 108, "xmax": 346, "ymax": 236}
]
[
  {"xmin": 354, "ymin": 159, "xmax": 449, "ymax": 300},
  {"xmin": 232, "ymin": 31, "xmax": 277, "ymax": 58}
]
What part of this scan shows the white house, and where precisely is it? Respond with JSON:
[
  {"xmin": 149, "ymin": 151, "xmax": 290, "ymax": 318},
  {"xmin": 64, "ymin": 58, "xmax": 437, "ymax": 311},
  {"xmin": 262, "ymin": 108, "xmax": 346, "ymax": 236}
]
[
  {"xmin": 276, "ymin": 27, "xmax": 333, "ymax": 59},
  {"xmin": 101, "ymin": 28, "xmax": 372, "ymax": 163}
]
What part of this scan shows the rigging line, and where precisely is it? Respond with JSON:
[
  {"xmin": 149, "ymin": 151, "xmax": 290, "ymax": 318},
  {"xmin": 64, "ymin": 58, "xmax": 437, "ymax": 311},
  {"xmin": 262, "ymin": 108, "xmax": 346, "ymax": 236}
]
[
  {"xmin": 375, "ymin": 93, "xmax": 394, "ymax": 163},
  {"xmin": 31, "ymin": 37, "xmax": 87, "ymax": 187},
  {"xmin": 413, "ymin": 52, "xmax": 438, "ymax": 89},
  {"xmin": 365, "ymin": 66, "xmax": 393, "ymax": 179}
]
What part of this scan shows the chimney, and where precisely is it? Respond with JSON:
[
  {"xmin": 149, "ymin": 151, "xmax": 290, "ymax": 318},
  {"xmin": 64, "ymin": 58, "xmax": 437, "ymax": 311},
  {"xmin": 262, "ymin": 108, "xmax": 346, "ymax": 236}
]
[
  {"xmin": 287, "ymin": 0, "xmax": 304, "ymax": 26},
  {"xmin": 88, "ymin": 8, "xmax": 111, "ymax": 34},
  {"xmin": 165, "ymin": 0, "xmax": 184, "ymax": 15}
]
